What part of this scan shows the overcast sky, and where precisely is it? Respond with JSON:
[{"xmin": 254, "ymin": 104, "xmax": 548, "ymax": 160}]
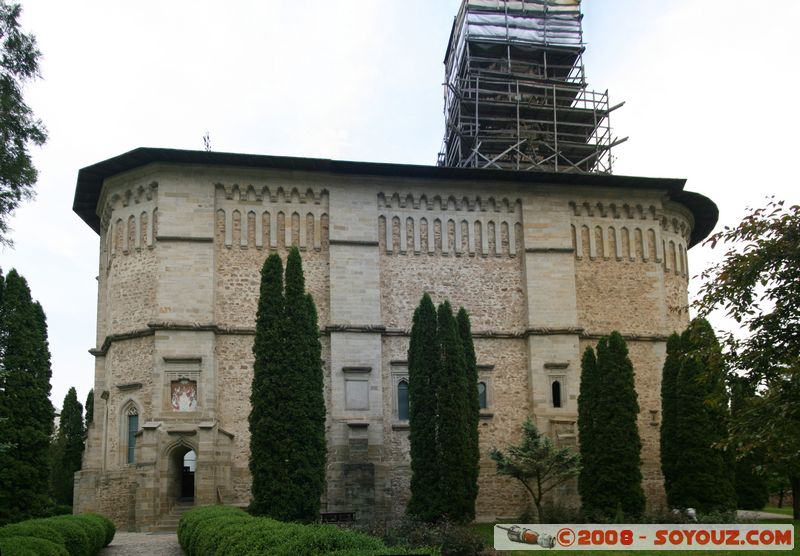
[{"xmin": 3, "ymin": 0, "xmax": 798, "ymax": 410}]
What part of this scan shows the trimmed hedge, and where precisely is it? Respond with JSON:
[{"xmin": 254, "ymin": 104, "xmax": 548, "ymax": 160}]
[
  {"xmin": 179, "ymin": 506, "xmax": 425, "ymax": 556},
  {"xmin": 0, "ymin": 513, "xmax": 114, "ymax": 556},
  {"xmin": 0, "ymin": 535, "xmax": 70, "ymax": 556}
]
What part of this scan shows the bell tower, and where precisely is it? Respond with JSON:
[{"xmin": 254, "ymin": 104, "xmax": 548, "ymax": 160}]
[{"xmin": 439, "ymin": 0, "xmax": 626, "ymax": 172}]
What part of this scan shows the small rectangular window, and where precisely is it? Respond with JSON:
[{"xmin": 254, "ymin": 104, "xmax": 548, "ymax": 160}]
[
  {"xmin": 478, "ymin": 382, "xmax": 487, "ymax": 409},
  {"xmin": 398, "ymin": 381, "xmax": 409, "ymax": 421},
  {"xmin": 552, "ymin": 380, "xmax": 562, "ymax": 408}
]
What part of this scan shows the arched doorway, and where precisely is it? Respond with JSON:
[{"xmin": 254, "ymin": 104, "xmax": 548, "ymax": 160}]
[
  {"xmin": 181, "ymin": 450, "xmax": 196, "ymax": 499},
  {"xmin": 167, "ymin": 445, "xmax": 196, "ymax": 504}
]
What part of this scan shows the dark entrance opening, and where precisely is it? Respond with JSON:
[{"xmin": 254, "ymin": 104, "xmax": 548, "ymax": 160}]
[{"xmin": 180, "ymin": 450, "xmax": 196, "ymax": 500}]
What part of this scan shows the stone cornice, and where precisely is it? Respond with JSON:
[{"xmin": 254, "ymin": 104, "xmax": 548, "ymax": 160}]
[
  {"xmin": 324, "ymin": 324, "xmax": 386, "ymax": 333},
  {"xmin": 89, "ymin": 321, "xmax": 670, "ymax": 355}
]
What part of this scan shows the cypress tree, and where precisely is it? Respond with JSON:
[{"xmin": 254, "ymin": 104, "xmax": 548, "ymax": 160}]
[
  {"xmin": 436, "ymin": 301, "xmax": 472, "ymax": 522},
  {"xmin": 670, "ymin": 319, "xmax": 736, "ymax": 512},
  {"xmin": 660, "ymin": 332, "xmax": 682, "ymax": 506},
  {"xmin": 51, "ymin": 387, "xmax": 84, "ymax": 506},
  {"xmin": 456, "ymin": 307, "xmax": 480, "ymax": 521},
  {"xmin": 85, "ymin": 389, "xmax": 94, "ymax": 428},
  {"xmin": 283, "ymin": 247, "xmax": 325, "ymax": 521},
  {"xmin": 579, "ymin": 332, "xmax": 645, "ymax": 518},
  {"xmin": 407, "ymin": 293, "xmax": 440, "ymax": 521},
  {"xmin": 603, "ymin": 332, "xmax": 646, "ymax": 517},
  {"xmin": 248, "ymin": 248, "xmax": 325, "ymax": 522},
  {"xmin": 577, "ymin": 345, "xmax": 599, "ymax": 513},
  {"xmin": 248, "ymin": 253, "xmax": 287, "ymax": 517},
  {"xmin": 0, "ymin": 269, "xmax": 54, "ymax": 524}
]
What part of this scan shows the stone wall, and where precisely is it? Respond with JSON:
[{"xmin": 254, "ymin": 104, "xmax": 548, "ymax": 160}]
[
  {"xmin": 104, "ymin": 336, "xmax": 155, "ymax": 469},
  {"xmin": 79, "ymin": 164, "xmax": 703, "ymax": 529},
  {"xmin": 213, "ymin": 183, "xmax": 330, "ymax": 329}
]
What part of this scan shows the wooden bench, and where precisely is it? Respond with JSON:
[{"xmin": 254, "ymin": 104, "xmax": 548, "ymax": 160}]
[{"xmin": 320, "ymin": 511, "xmax": 355, "ymax": 524}]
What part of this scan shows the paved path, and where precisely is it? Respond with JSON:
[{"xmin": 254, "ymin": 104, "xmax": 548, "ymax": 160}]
[
  {"xmin": 100, "ymin": 532, "xmax": 183, "ymax": 555},
  {"xmin": 737, "ymin": 510, "xmax": 794, "ymax": 520}
]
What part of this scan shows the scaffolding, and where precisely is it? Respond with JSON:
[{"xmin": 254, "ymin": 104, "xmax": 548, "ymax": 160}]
[{"xmin": 438, "ymin": 0, "xmax": 626, "ymax": 173}]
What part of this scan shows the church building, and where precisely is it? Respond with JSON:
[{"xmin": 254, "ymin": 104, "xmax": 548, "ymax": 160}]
[{"xmin": 72, "ymin": 0, "xmax": 718, "ymax": 531}]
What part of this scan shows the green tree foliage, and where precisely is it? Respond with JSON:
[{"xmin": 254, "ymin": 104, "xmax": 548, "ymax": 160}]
[
  {"xmin": 659, "ymin": 332, "xmax": 682, "ymax": 506},
  {"xmin": 729, "ymin": 377, "xmax": 768, "ymax": 511},
  {"xmin": 491, "ymin": 418, "xmax": 580, "ymax": 523},
  {"xmin": 696, "ymin": 198, "xmax": 800, "ymax": 519},
  {"xmin": 51, "ymin": 388, "xmax": 84, "ymax": 506},
  {"xmin": 248, "ymin": 248, "xmax": 325, "ymax": 522},
  {"xmin": 407, "ymin": 295, "xmax": 479, "ymax": 523},
  {"xmin": 407, "ymin": 293, "xmax": 441, "ymax": 521},
  {"xmin": 0, "ymin": 268, "xmax": 54, "ymax": 524},
  {"xmin": 456, "ymin": 307, "xmax": 480, "ymax": 519},
  {"xmin": 0, "ymin": 2, "xmax": 47, "ymax": 245},
  {"xmin": 669, "ymin": 319, "xmax": 736, "ymax": 512},
  {"xmin": 577, "ymin": 346, "xmax": 597, "ymax": 509},
  {"xmin": 767, "ymin": 472, "xmax": 791, "ymax": 509},
  {"xmin": 84, "ymin": 389, "xmax": 93, "ymax": 429},
  {"xmin": 578, "ymin": 332, "xmax": 645, "ymax": 519},
  {"xmin": 436, "ymin": 301, "xmax": 472, "ymax": 522}
]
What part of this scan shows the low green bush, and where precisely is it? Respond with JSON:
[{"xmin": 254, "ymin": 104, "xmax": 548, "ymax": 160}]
[
  {"xmin": 0, "ymin": 521, "xmax": 66, "ymax": 546},
  {"xmin": 177, "ymin": 505, "xmax": 247, "ymax": 552},
  {"xmin": 178, "ymin": 506, "xmax": 420, "ymax": 556},
  {"xmin": 80, "ymin": 513, "xmax": 115, "ymax": 546},
  {"xmin": 55, "ymin": 515, "xmax": 106, "ymax": 554},
  {"xmin": 211, "ymin": 519, "xmax": 305, "ymax": 556},
  {"xmin": 190, "ymin": 513, "xmax": 251, "ymax": 555},
  {"xmin": 271, "ymin": 524, "xmax": 387, "ymax": 555},
  {"xmin": 0, "ymin": 513, "xmax": 114, "ymax": 556},
  {"xmin": 30, "ymin": 517, "xmax": 91, "ymax": 556},
  {"xmin": 0, "ymin": 535, "xmax": 70, "ymax": 556}
]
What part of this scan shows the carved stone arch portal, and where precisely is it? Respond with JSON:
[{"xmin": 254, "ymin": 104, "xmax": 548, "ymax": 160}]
[{"xmin": 162, "ymin": 435, "xmax": 198, "ymax": 505}]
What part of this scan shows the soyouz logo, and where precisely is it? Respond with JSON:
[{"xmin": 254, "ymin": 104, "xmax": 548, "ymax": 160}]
[{"xmin": 493, "ymin": 524, "xmax": 795, "ymax": 551}]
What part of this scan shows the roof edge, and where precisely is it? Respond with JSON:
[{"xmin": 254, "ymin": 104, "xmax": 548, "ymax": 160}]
[{"xmin": 73, "ymin": 147, "xmax": 715, "ymax": 246}]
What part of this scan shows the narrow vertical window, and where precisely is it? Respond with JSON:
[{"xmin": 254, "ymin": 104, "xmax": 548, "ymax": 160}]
[
  {"xmin": 127, "ymin": 412, "xmax": 139, "ymax": 464},
  {"xmin": 478, "ymin": 382, "xmax": 487, "ymax": 409},
  {"xmin": 397, "ymin": 380, "xmax": 409, "ymax": 421},
  {"xmin": 552, "ymin": 380, "xmax": 562, "ymax": 408}
]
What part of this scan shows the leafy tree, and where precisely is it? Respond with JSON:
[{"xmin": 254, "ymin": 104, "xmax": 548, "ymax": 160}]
[
  {"xmin": 248, "ymin": 248, "xmax": 325, "ymax": 522},
  {"xmin": 0, "ymin": 272, "xmax": 6, "ymax": 455},
  {"xmin": 407, "ymin": 293, "xmax": 441, "ymax": 521},
  {"xmin": 729, "ymin": 377, "xmax": 768, "ymax": 511},
  {"xmin": 578, "ymin": 332, "xmax": 645, "ymax": 518},
  {"xmin": 84, "ymin": 389, "xmax": 94, "ymax": 429},
  {"xmin": 436, "ymin": 301, "xmax": 472, "ymax": 522},
  {"xmin": 0, "ymin": 1, "xmax": 47, "ymax": 245},
  {"xmin": 491, "ymin": 418, "xmax": 580, "ymax": 523},
  {"xmin": 659, "ymin": 333, "xmax": 682, "ymax": 506},
  {"xmin": 457, "ymin": 307, "xmax": 480, "ymax": 520},
  {"xmin": 767, "ymin": 471, "xmax": 791, "ymax": 509},
  {"xmin": 669, "ymin": 319, "xmax": 736, "ymax": 512},
  {"xmin": 0, "ymin": 268, "xmax": 54, "ymax": 524},
  {"xmin": 51, "ymin": 387, "xmax": 84, "ymax": 506},
  {"xmin": 696, "ymin": 198, "xmax": 800, "ymax": 518}
]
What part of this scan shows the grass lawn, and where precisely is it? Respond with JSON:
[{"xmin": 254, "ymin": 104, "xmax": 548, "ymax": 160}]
[
  {"xmin": 473, "ymin": 519, "xmax": 798, "ymax": 555},
  {"xmin": 765, "ymin": 507, "xmax": 795, "ymax": 517}
]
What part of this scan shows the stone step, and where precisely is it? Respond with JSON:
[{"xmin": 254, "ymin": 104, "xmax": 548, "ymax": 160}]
[{"xmin": 154, "ymin": 501, "xmax": 196, "ymax": 531}]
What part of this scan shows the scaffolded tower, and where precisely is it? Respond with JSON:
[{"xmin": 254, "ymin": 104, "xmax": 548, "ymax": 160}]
[{"xmin": 439, "ymin": 0, "xmax": 625, "ymax": 173}]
